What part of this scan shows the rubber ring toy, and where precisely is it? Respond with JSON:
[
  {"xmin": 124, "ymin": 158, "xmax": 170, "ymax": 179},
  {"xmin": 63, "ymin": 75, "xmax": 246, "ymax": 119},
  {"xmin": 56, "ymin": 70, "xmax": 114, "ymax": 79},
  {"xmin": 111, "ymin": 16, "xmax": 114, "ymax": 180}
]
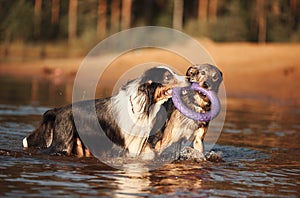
[{"xmin": 172, "ymin": 83, "xmax": 221, "ymax": 122}]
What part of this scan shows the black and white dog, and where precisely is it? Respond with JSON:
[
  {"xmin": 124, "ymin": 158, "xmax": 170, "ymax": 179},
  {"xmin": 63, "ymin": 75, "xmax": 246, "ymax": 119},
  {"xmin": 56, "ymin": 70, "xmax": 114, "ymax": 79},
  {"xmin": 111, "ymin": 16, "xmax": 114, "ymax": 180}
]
[
  {"xmin": 151, "ymin": 64, "xmax": 223, "ymax": 158},
  {"xmin": 23, "ymin": 66, "xmax": 188, "ymax": 159}
]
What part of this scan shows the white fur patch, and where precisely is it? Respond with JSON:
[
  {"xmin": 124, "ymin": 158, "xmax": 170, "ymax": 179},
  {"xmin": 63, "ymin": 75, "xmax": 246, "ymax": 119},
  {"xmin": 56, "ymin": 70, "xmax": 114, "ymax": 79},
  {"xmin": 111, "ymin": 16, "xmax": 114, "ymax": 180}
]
[
  {"xmin": 157, "ymin": 65, "xmax": 186, "ymax": 82},
  {"xmin": 22, "ymin": 137, "xmax": 28, "ymax": 148},
  {"xmin": 110, "ymin": 66, "xmax": 186, "ymax": 156},
  {"xmin": 46, "ymin": 129, "xmax": 53, "ymax": 148},
  {"xmin": 111, "ymin": 78, "xmax": 166, "ymax": 156}
]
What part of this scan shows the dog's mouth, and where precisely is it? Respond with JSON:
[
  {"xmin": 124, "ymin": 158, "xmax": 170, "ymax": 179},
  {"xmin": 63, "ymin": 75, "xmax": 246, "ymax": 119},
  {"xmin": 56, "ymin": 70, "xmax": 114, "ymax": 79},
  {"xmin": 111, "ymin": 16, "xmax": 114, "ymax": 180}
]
[
  {"xmin": 178, "ymin": 85, "xmax": 211, "ymax": 112},
  {"xmin": 164, "ymin": 88, "xmax": 172, "ymax": 97},
  {"xmin": 154, "ymin": 87, "xmax": 173, "ymax": 102}
]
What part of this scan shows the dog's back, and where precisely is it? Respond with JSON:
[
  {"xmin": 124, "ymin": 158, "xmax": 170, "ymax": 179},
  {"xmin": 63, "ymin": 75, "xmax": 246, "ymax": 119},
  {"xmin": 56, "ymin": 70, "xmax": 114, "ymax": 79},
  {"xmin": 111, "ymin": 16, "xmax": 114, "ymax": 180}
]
[{"xmin": 22, "ymin": 66, "xmax": 188, "ymax": 158}]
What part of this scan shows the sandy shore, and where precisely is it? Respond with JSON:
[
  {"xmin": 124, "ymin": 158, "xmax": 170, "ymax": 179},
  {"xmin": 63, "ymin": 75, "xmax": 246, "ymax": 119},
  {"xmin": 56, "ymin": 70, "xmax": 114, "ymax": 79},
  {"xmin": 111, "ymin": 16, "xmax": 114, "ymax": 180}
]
[{"xmin": 0, "ymin": 41, "xmax": 299, "ymax": 105}]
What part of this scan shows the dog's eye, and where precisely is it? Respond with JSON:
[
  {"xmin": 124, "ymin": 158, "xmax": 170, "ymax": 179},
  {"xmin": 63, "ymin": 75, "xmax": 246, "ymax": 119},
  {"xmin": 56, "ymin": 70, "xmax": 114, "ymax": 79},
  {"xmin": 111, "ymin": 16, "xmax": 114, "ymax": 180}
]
[
  {"xmin": 201, "ymin": 71, "xmax": 206, "ymax": 75},
  {"xmin": 212, "ymin": 74, "xmax": 219, "ymax": 81},
  {"xmin": 164, "ymin": 75, "xmax": 171, "ymax": 80}
]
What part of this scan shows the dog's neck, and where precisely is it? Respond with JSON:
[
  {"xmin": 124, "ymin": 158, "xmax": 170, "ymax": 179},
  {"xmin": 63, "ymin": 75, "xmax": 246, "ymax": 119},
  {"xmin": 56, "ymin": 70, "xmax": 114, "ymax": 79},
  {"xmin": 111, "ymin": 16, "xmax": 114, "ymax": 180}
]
[{"xmin": 111, "ymin": 81, "xmax": 162, "ymax": 156}]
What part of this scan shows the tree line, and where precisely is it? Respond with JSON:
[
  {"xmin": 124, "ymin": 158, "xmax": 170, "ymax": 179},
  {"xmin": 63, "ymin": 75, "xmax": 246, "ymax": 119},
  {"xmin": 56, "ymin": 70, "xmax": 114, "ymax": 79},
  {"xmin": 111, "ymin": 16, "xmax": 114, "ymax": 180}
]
[{"xmin": 0, "ymin": 0, "xmax": 299, "ymax": 44}]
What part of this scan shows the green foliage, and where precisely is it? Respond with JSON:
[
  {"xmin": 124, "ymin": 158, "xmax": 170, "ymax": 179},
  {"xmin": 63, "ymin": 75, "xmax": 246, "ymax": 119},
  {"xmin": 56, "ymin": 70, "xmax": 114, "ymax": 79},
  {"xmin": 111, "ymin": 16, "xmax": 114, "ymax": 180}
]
[
  {"xmin": 266, "ymin": 2, "xmax": 299, "ymax": 42},
  {"xmin": 211, "ymin": 17, "xmax": 248, "ymax": 42},
  {"xmin": 1, "ymin": 0, "xmax": 34, "ymax": 41},
  {"xmin": 154, "ymin": 0, "xmax": 173, "ymax": 27},
  {"xmin": 184, "ymin": 20, "xmax": 208, "ymax": 39},
  {"xmin": 0, "ymin": 0, "xmax": 299, "ymax": 43},
  {"xmin": 77, "ymin": 0, "xmax": 98, "ymax": 37},
  {"xmin": 185, "ymin": 0, "xmax": 248, "ymax": 42}
]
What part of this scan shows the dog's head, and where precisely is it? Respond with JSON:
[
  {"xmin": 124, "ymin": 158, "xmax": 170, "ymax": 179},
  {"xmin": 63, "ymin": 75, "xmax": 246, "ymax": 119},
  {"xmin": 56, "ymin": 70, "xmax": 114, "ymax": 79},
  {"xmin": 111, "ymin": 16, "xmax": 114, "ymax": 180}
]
[
  {"xmin": 186, "ymin": 64, "xmax": 223, "ymax": 92},
  {"xmin": 180, "ymin": 64, "xmax": 223, "ymax": 113},
  {"xmin": 140, "ymin": 66, "xmax": 188, "ymax": 102}
]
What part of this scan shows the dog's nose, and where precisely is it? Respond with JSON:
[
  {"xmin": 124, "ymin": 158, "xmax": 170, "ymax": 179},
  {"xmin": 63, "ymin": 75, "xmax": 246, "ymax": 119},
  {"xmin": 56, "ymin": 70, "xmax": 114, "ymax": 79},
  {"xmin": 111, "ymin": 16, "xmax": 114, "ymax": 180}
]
[{"xmin": 203, "ymin": 81, "xmax": 210, "ymax": 89}]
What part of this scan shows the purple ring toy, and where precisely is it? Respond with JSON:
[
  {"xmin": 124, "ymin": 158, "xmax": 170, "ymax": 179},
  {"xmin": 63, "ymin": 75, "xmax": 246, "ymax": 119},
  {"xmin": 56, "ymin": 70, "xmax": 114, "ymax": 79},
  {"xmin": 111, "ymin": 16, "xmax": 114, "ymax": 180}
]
[{"xmin": 172, "ymin": 83, "xmax": 221, "ymax": 122}]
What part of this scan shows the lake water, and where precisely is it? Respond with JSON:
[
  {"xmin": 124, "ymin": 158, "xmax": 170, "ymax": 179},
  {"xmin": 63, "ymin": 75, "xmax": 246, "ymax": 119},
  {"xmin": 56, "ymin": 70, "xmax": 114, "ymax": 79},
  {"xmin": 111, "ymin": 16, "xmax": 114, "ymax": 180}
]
[{"xmin": 0, "ymin": 75, "xmax": 299, "ymax": 197}]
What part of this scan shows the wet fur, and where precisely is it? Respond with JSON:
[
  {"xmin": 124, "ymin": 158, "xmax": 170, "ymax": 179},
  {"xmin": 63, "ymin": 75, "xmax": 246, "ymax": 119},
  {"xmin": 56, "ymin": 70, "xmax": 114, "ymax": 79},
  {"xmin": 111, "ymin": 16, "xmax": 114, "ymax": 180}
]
[
  {"xmin": 150, "ymin": 64, "xmax": 223, "ymax": 157},
  {"xmin": 23, "ymin": 66, "xmax": 187, "ymax": 158}
]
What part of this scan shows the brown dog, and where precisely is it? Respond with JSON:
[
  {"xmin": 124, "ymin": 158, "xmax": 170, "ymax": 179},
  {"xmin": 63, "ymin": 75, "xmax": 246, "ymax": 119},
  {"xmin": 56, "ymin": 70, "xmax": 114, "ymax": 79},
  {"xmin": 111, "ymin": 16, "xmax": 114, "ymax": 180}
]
[{"xmin": 151, "ymin": 64, "xmax": 223, "ymax": 159}]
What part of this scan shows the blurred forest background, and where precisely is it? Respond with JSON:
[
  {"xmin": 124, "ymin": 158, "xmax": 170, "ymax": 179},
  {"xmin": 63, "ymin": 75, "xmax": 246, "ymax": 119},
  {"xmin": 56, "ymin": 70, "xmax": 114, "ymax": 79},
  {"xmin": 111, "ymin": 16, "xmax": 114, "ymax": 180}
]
[
  {"xmin": 1, "ymin": 0, "xmax": 299, "ymax": 53},
  {"xmin": 0, "ymin": 0, "xmax": 299, "ymax": 105}
]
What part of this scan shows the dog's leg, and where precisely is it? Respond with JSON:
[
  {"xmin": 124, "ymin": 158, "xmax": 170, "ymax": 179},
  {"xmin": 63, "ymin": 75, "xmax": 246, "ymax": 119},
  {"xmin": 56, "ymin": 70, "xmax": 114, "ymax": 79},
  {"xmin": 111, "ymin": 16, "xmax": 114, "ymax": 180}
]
[
  {"xmin": 74, "ymin": 137, "xmax": 92, "ymax": 157},
  {"xmin": 75, "ymin": 138, "xmax": 84, "ymax": 157},
  {"xmin": 84, "ymin": 147, "xmax": 91, "ymax": 157},
  {"xmin": 192, "ymin": 126, "xmax": 208, "ymax": 153},
  {"xmin": 140, "ymin": 143, "xmax": 155, "ymax": 160}
]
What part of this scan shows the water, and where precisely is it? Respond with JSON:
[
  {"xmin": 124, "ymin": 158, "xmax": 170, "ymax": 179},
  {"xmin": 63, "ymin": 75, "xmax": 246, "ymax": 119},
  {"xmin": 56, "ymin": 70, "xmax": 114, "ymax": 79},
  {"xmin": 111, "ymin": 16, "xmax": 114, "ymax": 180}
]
[{"xmin": 0, "ymin": 75, "xmax": 299, "ymax": 197}]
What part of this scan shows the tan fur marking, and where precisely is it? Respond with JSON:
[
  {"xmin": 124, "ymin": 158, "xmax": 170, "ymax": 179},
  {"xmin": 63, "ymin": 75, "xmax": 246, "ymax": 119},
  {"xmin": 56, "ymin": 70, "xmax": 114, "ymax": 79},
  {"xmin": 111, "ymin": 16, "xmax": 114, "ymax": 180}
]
[
  {"xmin": 85, "ymin": 147, "xmax": 91, "ymax": 157},
  {"xmin": 193, "ymin": 127, "xmax": 208, "ymax": 153},
  {"xmin": 155, "ymin": 111, "xmax": 186, "ymax": 153},
  {"xmin": 76, "ymin": 138, "xmax": 84, "ymax": 157}
]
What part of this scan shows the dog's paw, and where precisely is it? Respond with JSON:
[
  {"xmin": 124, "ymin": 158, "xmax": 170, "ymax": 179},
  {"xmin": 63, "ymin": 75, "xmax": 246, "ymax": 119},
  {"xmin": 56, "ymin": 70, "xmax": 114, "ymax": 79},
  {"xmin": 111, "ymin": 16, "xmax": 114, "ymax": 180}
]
[
  {"xmin": 205, "ymin": 150, "xmax": 224, "ymax": 162},
  {"xmin": 178, "ymin": 146, "xmax": 206, "ymax": 163}
]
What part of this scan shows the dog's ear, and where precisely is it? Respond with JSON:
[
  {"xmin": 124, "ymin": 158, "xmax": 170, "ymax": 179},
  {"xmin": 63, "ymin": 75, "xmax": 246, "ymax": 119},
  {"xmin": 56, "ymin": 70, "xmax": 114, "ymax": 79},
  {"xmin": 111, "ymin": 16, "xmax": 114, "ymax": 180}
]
[
  {"xmin": 131, "ymin": 90, "xmax": 148, "ymax": 115},
  {"xmin": 186, "ymin": 65, "xmax": 199, "ymax": 77},
  {"xmin": 133, "ymin": 82, "xmax": 154, "ymax": 115},
  {"xmin": 138, "ymin": 80, "xmax": 152, "ymax": 93}
]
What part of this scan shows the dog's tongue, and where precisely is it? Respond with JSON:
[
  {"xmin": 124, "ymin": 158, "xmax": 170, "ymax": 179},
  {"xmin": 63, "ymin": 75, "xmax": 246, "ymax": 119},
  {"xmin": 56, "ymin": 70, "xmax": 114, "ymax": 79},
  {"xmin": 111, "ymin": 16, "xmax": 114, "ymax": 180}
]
[{"xmin": 165, "ymin": 89, "xmax": 172, "ymax": 96}]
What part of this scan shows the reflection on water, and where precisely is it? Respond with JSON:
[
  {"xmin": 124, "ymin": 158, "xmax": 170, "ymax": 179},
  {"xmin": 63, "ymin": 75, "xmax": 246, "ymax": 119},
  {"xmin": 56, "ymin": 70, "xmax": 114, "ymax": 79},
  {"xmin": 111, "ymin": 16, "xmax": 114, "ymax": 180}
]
[
  {"xmin": 0, "ymin": 76, "xmax": 299, "ymax": 197},
  {"xmin": 0, "ymin": 75, "xmax": 72, "ymax": 107}
]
